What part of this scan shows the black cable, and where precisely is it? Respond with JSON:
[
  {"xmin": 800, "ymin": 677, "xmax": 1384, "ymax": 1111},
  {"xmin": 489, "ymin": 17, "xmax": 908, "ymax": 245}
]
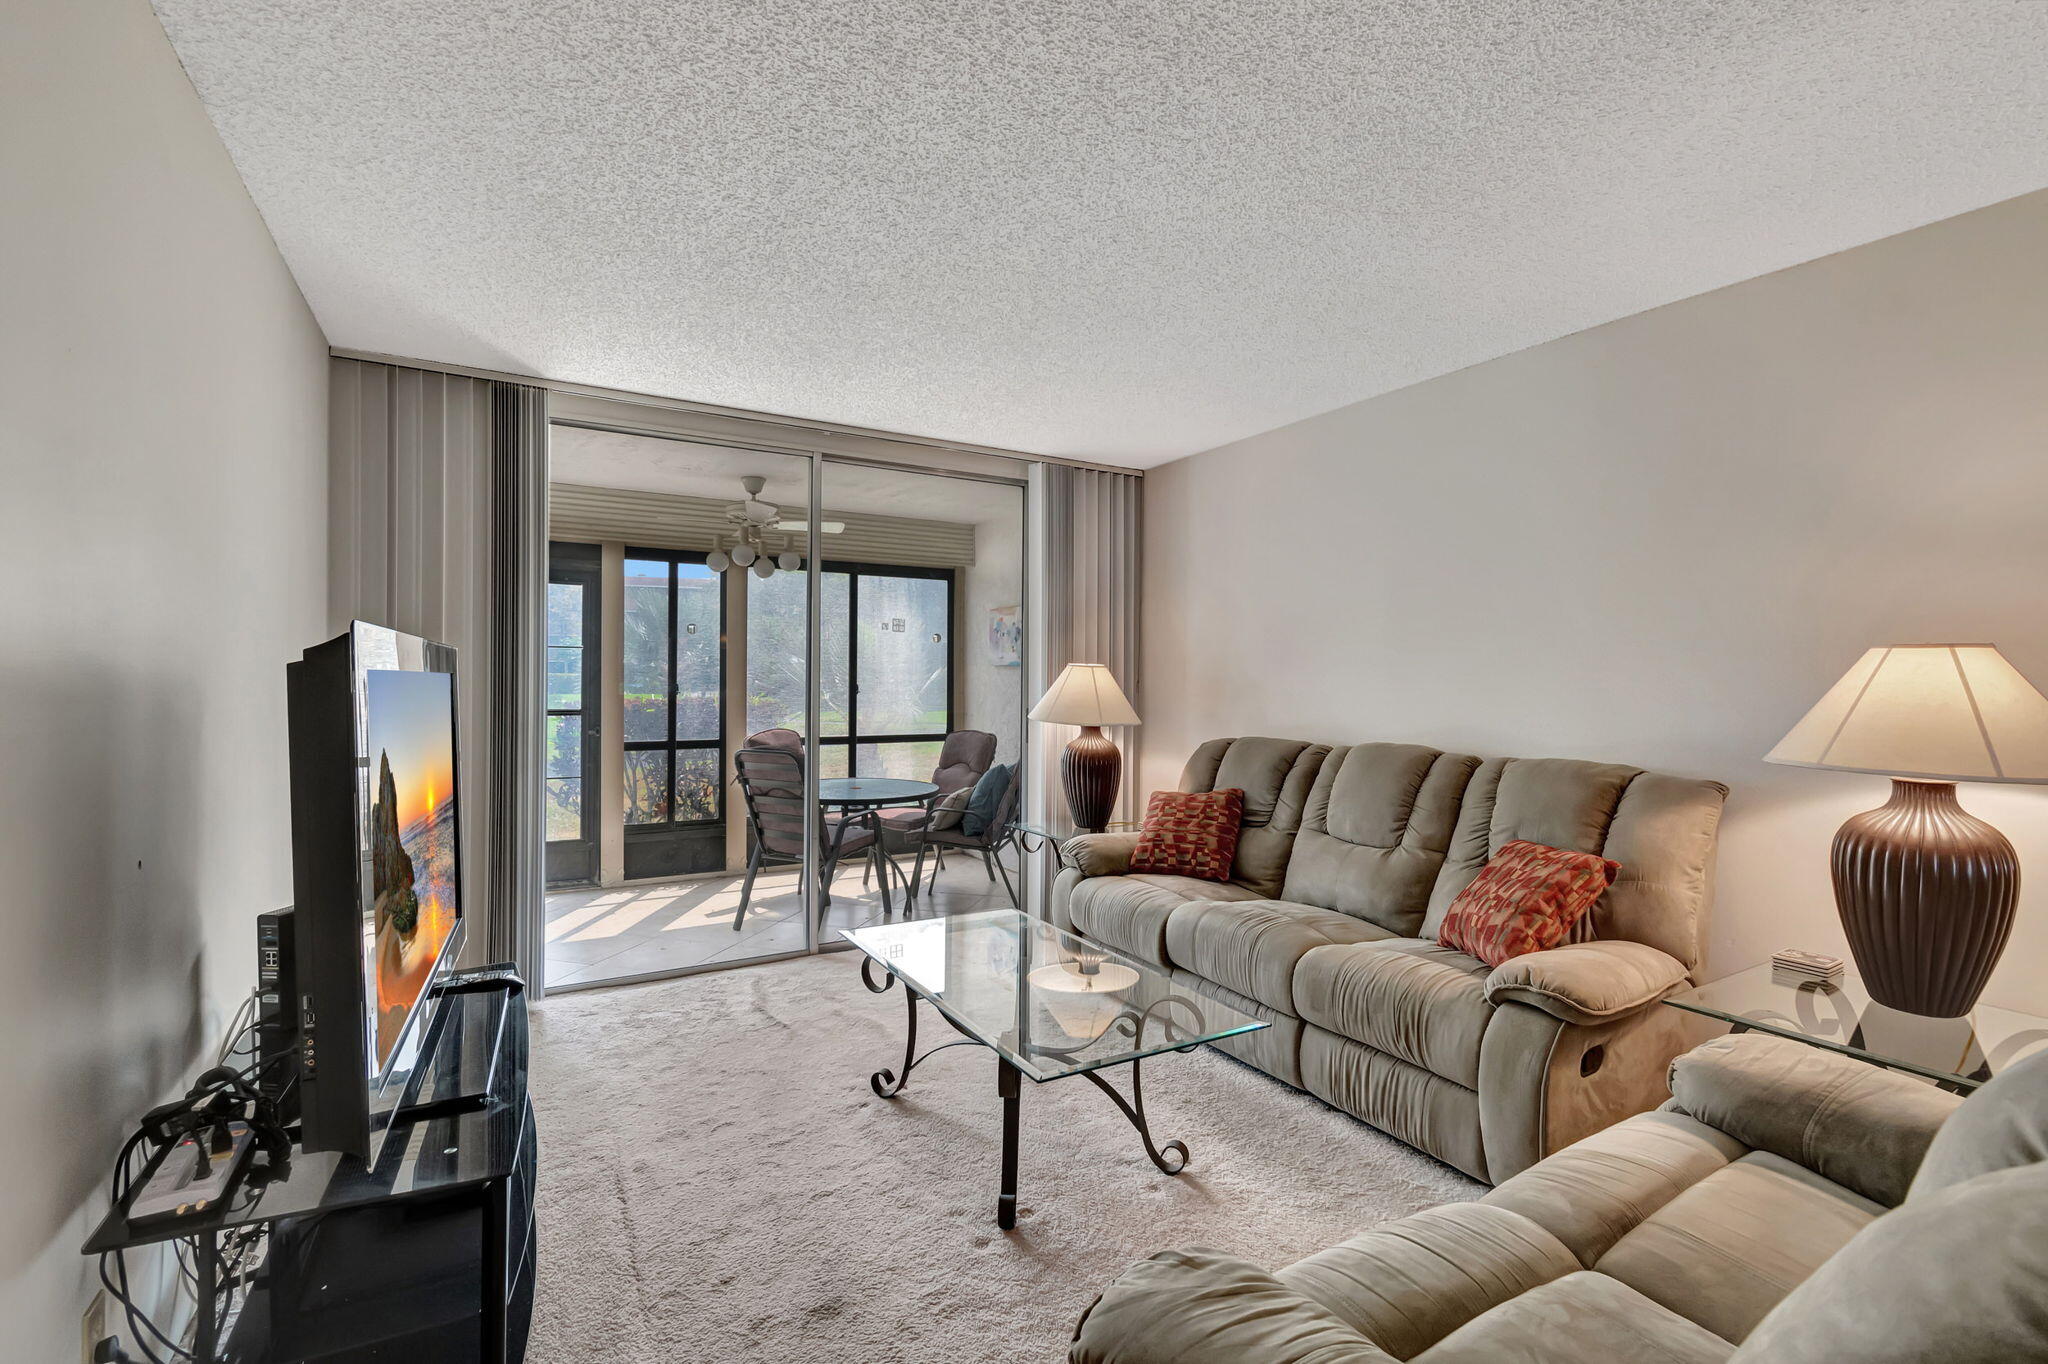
[
  {"xmin": 114, "ymin": 1248, "xmax": 187, "ymax": 1362},
  {"xmin": 99, "ymin": 1250, "xmax": 185, "ymax": 1364}
]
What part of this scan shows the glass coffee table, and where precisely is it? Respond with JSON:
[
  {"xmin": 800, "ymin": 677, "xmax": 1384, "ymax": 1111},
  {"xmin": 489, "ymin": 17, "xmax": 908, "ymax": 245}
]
[
  {"xmin": 842, "ymin": 908, "xmax": 1266, "ymax": 1228},
  {"xmin": 1665, "ymin": 963, "xmax": 2048, "ymax": 1093}
]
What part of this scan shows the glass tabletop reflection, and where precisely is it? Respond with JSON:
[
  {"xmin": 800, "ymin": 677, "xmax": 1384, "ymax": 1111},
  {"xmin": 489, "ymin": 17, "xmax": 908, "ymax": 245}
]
[
  {"xmin": 842, "ymin": 908, "xmax": 1266, "ymax": 1083},
  {"xmin": 1666, "ymin": 962, "xmax": 2048, "ymax": 1091}
]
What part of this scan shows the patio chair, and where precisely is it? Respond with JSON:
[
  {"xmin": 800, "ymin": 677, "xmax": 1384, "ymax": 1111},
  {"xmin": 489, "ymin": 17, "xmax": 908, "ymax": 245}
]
[
  {"xmin": 745, "ymin": 726, "xmax": 804, "ymax": 757},
  {"xmin": 732, "ymin": 746, "xmax": 886, "ymax": 931},
  {"xmin": 868, "ymin": 729, "xmax": 997, "ymax": 876},
  {"xmin": 908, "ymin": 760, "xmax": 1022, "ymax": 909}
]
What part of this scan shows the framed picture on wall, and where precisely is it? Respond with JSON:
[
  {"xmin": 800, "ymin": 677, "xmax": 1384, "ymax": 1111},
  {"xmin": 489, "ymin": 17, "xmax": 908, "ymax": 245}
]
[{"xmin": 987, "ymin": 605, "xmax": 1021, "ymax": 667}]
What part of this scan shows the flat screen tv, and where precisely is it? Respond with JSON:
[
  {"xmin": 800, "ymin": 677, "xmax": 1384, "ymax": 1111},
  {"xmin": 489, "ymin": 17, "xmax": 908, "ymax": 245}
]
[{"xmin": 287, "ymin": 621, "xmax": 465, "ymax": 1162}]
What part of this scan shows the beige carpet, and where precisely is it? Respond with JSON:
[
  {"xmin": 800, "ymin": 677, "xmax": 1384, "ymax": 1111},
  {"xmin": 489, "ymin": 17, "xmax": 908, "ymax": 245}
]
[{"xmin": 526, "ymin": 951, "xmax": 1483, "ymax": 1363}]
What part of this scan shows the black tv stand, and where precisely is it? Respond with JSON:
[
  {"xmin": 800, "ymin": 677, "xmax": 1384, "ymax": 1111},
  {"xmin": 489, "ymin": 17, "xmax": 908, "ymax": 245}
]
[{"xmin": 86, "ymin": 971, "xmax": 536, "ymax": 1362}]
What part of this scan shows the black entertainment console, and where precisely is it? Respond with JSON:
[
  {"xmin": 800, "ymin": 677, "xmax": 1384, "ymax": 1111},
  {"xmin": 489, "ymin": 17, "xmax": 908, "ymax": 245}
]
[{"xmin": 85, "ymin": 972, "xmax": 536, "ymax": 1363}]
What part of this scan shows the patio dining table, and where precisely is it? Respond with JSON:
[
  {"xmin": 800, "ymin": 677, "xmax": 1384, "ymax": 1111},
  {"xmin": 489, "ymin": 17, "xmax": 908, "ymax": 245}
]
[{"xmin": 816, "ymin": 777, "xmax": 939, "ymax": 919}]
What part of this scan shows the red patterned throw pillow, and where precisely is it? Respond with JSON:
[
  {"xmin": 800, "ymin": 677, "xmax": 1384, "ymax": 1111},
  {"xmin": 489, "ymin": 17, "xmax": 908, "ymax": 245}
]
[
  {"xmin": 1128, "ymin": 789, "xmax": 1246, "ymax": 882},
  {"xmin": 1438, "ymin": 839, "xmax": 1621, "ymax": 967}
]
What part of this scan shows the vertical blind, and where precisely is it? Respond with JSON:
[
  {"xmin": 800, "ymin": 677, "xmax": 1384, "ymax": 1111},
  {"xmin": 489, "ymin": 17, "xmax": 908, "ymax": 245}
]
[
  {"xmin": 328, "ymin": 358, "xmax": 547, "ymax": 984},
  {"xmin": 1028, "ymin": 464, "xmax": 1143, "ymax": 834}
]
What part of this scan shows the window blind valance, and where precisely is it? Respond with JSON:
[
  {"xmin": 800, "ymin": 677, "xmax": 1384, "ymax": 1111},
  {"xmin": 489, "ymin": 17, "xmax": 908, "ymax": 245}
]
[{"xmin": 547, "ymin": 482, "xmax": 977, "ymax": 568}]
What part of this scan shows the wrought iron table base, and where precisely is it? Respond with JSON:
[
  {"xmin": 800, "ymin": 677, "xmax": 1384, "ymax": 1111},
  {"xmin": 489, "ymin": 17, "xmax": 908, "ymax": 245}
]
[{"xmin": 860, "ymin": 958, "xmax": 1191, "ymax": 1228}]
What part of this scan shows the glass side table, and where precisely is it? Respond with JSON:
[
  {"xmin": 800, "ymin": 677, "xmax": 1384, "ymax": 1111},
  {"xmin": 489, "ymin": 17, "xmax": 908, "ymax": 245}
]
[{"xmin": 1664, "ymin": 963, "xmax": 2048, "ymax": 1093}]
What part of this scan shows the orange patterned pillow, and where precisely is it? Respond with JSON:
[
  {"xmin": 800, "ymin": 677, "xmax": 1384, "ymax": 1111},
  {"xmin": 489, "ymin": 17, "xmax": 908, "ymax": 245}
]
[
  {"xmin": 1437, "ymin": 839, "xmax": 1621, "ymax": 967},
  {"xmin": 1129, "ymin": 789, "xmax": 1245, "ymax": 882}
]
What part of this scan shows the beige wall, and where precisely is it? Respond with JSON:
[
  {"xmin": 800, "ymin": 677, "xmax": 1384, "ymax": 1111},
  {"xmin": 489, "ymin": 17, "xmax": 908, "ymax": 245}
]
[
  {"xmin": 1141, "ymin": 190, "xmax": 2048, "ymax": 1013},
  {"xmin": 962, "ymin": 495, "xmax": 1028, "ymax": 769},
  {"xmin": 0, "ymin": 2, "xmax": 330, "ymax": 1356}
]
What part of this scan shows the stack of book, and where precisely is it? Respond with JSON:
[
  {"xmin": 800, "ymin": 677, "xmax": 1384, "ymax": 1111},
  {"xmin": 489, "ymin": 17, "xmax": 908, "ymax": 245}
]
[{"xmin": 1772, "ymin": 948, "xmax": 1845, "ymax": 989}]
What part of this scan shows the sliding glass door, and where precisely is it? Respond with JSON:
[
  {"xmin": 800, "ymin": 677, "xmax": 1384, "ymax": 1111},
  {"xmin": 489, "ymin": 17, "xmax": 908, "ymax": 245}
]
[
  {"xmin": 815, "ymin": 457, "xmax": 1028, "ymax": 938},
  {"xmin": 818, "ymin": 566, "xmax": 956, "ymax": 779},
  {"xmin": 545, "ymin": 544, "xmax": 601, "ymax": 886},
  {"xmin": 537, "ymin": 421, "xmax": 1029, "ymax": 991},
  {"xmin": 621, "ymin": 548, "xmax": 725, "ymax": 880},
  {"xmin": 541, "ymin": 437, "xmax": 819, "ymax": 988}
]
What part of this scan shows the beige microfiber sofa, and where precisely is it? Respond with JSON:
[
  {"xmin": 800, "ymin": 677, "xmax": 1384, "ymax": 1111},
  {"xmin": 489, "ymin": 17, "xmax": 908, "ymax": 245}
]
[
  {"xmin": 1051, "ymin": 737, "xmax": 1727, "ymax": 1182},
  {"xmin": 1071, "ymin": 1033, "xmax": 2048, "ymax": 1363}
]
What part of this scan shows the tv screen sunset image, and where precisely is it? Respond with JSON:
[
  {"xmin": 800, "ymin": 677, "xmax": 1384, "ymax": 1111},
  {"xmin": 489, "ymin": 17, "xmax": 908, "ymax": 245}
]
[{"xmin": 363, "ymin": 668, "xmax": 459, "ymax": 1073}]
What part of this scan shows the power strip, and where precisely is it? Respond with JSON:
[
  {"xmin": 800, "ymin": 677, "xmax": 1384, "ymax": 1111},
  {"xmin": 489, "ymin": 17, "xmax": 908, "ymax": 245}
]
[{"xmin": 128, "ymin": 1121, "xmax": 253, "ymax": 1225}]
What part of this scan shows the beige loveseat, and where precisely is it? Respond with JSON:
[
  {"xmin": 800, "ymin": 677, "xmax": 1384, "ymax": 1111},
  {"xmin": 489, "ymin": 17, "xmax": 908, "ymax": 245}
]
[
  {"xmin": 1072, "ymin": 1033, "xmax": 2048, "ymax": 1363},
  {"xmin": 1051, "ymin": 737, "xmax": 1727, "ymax": 1182}
]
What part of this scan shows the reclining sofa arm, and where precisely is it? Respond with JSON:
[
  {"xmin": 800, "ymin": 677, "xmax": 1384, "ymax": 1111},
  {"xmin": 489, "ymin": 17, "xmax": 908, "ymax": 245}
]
[
  {"xmin": 1062, "ymin": 831, "xmax": 1141, "ymax": 878},
  {"xmin": 1483, "ymin": 941, "xmax": 1690, "ymax": 1026},
  {"xmin": 1071, "ymin": 1249, "xmax": 1399, "ymax": 1364},
  {"xmin": 1666, "ymin": 1033, "xmax": 1962, "ymax": 1207}
]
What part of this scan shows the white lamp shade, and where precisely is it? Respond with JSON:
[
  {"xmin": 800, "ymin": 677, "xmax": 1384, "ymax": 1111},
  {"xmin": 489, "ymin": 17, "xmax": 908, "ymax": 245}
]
[
  {"xmin": 1029, "ymin": 663, "xmax": 1140, "ymax": 727},
  {"xmin": 1766, "ymin": 644, "xmax": 2048, "ymax": 784}
]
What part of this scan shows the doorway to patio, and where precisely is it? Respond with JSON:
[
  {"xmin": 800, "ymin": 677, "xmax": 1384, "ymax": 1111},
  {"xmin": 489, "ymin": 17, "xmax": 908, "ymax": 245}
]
[{"xmin": 541, "ymin": 426, "xmax": 1028, "ymax": 991}]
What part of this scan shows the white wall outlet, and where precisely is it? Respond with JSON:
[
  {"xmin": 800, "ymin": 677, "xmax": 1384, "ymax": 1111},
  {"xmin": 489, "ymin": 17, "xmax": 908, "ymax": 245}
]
[{"xmin": 81, "ymin": 1289, "xmax": 111, "ymax": 1363}]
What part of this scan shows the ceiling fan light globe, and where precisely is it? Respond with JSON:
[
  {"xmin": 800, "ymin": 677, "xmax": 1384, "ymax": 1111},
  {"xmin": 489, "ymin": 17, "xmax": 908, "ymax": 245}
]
[
  {"xmin": 705, "ymin": 549, "xmax": 730, "ymax": 573},
  {"xmin": 729, "ymin": 543, "xmax": 757, "ymax": 567},
  {"xmin": 751, "ymin": 558, "xmax": 775, "ymax": 579},
  {"xmin": 776, "ymin": 551, "xmax": 802, "ymax": 571}
]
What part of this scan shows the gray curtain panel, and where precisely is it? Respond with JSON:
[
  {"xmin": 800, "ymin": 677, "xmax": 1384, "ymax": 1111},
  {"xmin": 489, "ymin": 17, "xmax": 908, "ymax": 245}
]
[
  {"xmin": 1029, "ymin": 463, "xmax": 1143, "ymax": 833},
  {"xmin": 328, "ymin": 358, "xmax": 547, "ymax": 986}
]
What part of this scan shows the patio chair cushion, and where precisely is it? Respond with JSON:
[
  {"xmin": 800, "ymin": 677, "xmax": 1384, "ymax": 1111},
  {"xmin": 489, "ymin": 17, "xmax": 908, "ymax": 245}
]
[
  {"xmin": 822, "ymin": 813, "xmax": 875, "ymax": 856},
  {"xmin": 963, "ymin": 762, "xmax": 1014, "ymax": 836},
  {"xmin": 928, "ymin": 786, "xmax": 972, "ymax": 831},
  {"xmin": 933, "ymin": 730, "xmax": 998, "ymax": 796}
]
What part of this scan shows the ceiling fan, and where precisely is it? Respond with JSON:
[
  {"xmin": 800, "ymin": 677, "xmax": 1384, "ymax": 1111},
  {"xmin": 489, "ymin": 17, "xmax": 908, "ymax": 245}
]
[{"xmin": 704, "ymin": 475, "xmax": 843, "ymax": 578}]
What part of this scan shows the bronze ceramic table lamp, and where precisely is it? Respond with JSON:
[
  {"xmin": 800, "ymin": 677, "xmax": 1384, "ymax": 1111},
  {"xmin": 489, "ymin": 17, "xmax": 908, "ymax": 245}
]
[
  {"xmin": 1030, "ymin": 663, "xmax": 1141, "ymax": 833},
  {"xmin": 1767, "ymin": 644, "xmax": 2048, "ymax": 1017}
]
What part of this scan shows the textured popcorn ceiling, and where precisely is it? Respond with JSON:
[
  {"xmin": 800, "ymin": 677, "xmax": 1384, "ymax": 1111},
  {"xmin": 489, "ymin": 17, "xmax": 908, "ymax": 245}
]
[{"xmin": 152, "ymin": 1, "xmax": 2048, "ymax": 466}]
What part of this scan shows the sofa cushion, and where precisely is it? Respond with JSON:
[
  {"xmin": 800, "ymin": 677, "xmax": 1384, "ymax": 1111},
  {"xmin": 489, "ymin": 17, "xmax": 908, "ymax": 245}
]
[
  {"xmin": 1278, "ymin": 1203, "xmax": 1579, "ymax": 1359},
  {"xmin": 1483, "ymin": 1110, "xmax": 1748, "ymax": 1267},
  {"xmin": 1066, "ymin": 873, "xmax": 1264, "ymax": 963},
  {"xmin": 1179, "ymin": 736, "xmax": 1332, "ymax": 897},
  {"xmin": 1293, "ymin": 939, "xmax": 1494, "ymax": 1087},
  {"xmin": 1425, "ymin": 759, "xmax": 1726, "ymax": 972},
  {"xmin": 1170, "ymin": 968, "xmax": 1307, "ymax": 1088},
  {"xmin": 1165, "ymin": 899, "xmax": 1393, "ymax": 1014},
  {"xmin": 1594, "ymin": 1151, "xmax": 1881, "ymax": 1345},
  {"xmin": 1301, "ymin": 1026, "xmax": 1489, "ymax": 1181},
  {"xmin": 1130, "ymin": 787, "xmax": 1245, "ymax": 881},
  {"xmin": 1282, "ymin": 744, "xmax": 1481, "ymax": 934},
  {"xmin": 1438, "ymin": 839, "xmax": 1620, "ymax": 966},
  {"xmin": 1909, "ymin": 1042, "xmax": 2048, "ymax": 1202},
  {"xmin": 1729, "ymin": 1161, "xmax": 2048, "ymax": 1364},
  {"xmin": 1414, "ymin": 1271, "xmax": 1733, "ymax": 1364},
  {"xmin": 1668, "ymin": 1033, "xmax": 1960, "ymax": 1208},
  {"xmin": 1071, "ymin": 1247, "xmax": 1402, "ymax": 1364}
]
